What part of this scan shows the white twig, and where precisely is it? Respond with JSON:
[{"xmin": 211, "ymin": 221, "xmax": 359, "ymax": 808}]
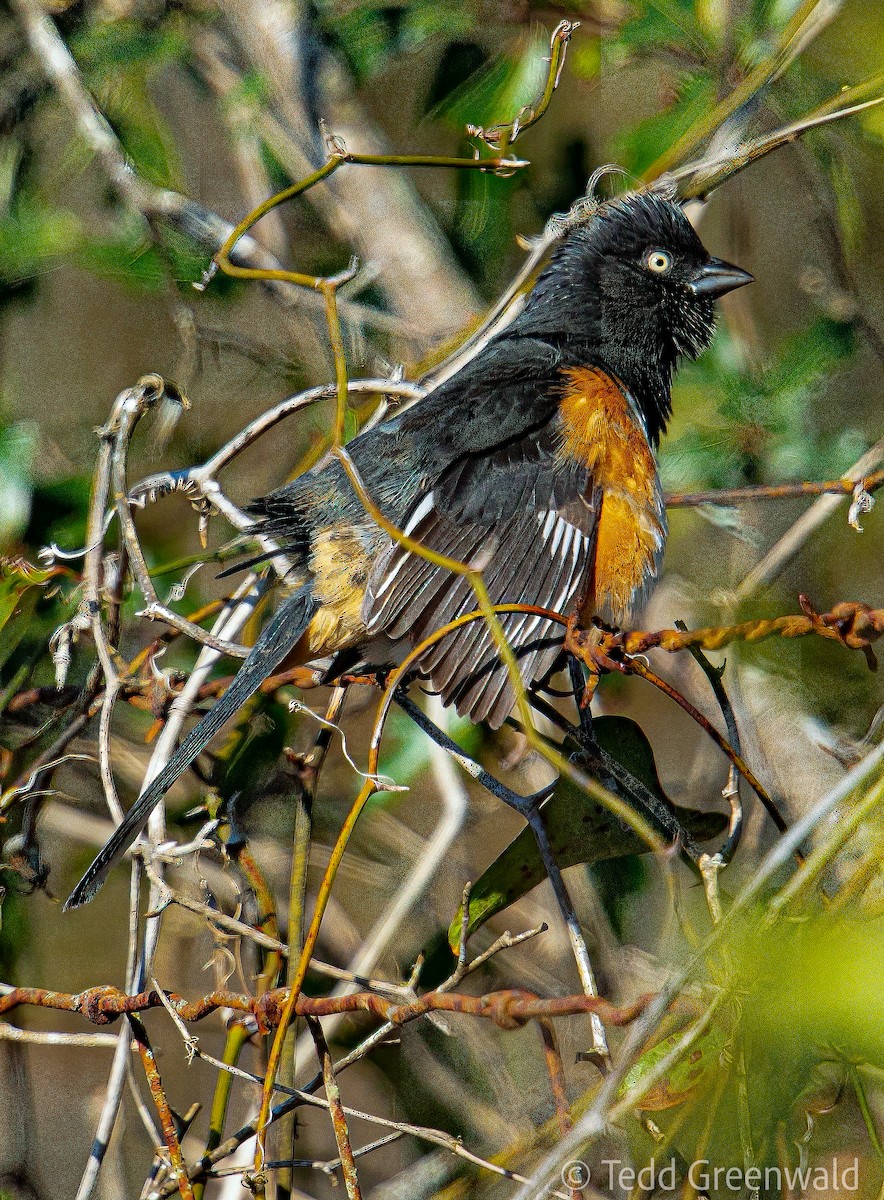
[{"xmin": 0, "ymin": 1023, "xmax": 119, "ymax": 1048}]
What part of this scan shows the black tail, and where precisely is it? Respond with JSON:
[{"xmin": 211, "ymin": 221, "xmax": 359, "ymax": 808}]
[{"xmin": 65, "ymin": 585, "xmax": 318, "ymax": 910}]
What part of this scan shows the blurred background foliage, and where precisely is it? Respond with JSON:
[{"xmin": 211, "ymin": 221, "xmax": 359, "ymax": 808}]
[{"xmin": 0, "ymin": 1, "xmax": 881, "ymax": 1198}]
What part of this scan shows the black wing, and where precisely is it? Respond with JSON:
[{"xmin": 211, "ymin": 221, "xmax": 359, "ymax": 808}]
[
  {"xmin": 229, "ymin": 335, "xmax": 568, "ymax": 569},
  {"xmin": 363, "ymin": 418, "xmax": 599, "ymax": 728}
]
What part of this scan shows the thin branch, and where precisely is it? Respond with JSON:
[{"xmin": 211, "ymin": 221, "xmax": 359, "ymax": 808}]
[
  {"xmin": 666, "ymin": 467, "xmax": 884, "ymax": 508},
  {"xmin": 151, "ymin": 923, "xmax": 547, "ymax": 1195},
  {"xmin": 526, "ymin": 803, "xmax": 611, "ymax": 1065},
  {"xmin": 290, "ymin": 692, "xmax": 470, "ymax": 1067},
  {"xmin": 306, "ymin": 1018, "xmax": 363, "ymax": 1200},
  {"xmin": 569, "ymin": 598, "xmax": 883, "ymax": 663},
  {"xmin": 511, "ymin": 739, "xmax": 884, "ymax": 1199},
  {"xmin": 0, "ymin": 1023, "xmax": 118, "ymax": 1048},
  {"xmin": 160, "ymin": 1040, "xmax": 574, "ymax": 1200},
  {"xmin": 467, "ymin": 20, "xmax": 578, "ymax": 154},
  {"xmin": 129, "ymin": 1013, "xmax": 195, "ymax": 1200},
  {"xmin": 677, "ymin": 621, "xmax": 744, "ymax": 864},
  {"xmin": 8, "ymin": 0, "xmax": 412, "ymax": 334},
  {"xmin": 645, "ymin": 0, "xmax": 850, "ymax": 180},
  {"xmin": 74, "ymin": 870, "xmax": 145, "ymax": 1200},
  {"xmin": 662, "ymin": 75, "xmax": 884, "ymax": 199}
]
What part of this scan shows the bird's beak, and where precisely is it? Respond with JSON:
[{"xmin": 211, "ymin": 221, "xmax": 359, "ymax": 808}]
[{"xmin": 688, "ymin": 258, "xmax": 754, "ymax": 298}]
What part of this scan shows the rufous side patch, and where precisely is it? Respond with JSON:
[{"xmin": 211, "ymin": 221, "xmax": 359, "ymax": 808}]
[{"xmin": 559, "ymin": 366, "xmax": 665, "ymax": 619}]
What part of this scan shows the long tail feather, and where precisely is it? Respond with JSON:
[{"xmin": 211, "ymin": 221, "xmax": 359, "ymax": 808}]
[{"xmin": 65, "ymin": 585, "xmax": 318, "ymax": 909}]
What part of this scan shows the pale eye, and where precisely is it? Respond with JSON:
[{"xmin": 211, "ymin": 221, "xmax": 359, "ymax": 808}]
[{"xmin": 646, "ymin": 249, "xmax": 672, "ymax": 274}]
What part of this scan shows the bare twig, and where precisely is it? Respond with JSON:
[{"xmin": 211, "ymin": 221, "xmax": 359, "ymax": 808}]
[
  {"xmin": 129, "ymin": 1013, "xmax": 195, "ymax": 1200},
  {"xmin": 0, "ymin": 1023, "xmax": 118, "ymax": 1048},
  {"xmin": 159, "ymin": 1042, "xmax": 574, "ymax": 1199},
  {"xmin": 677, "ymin": 620, "xmax": 745, "ymax": 864},
  {"xmin": 9, "ymin": 0, "xmax": 419, "ymax": 335},
  {"xmin": 666, "ymin": 466, "xmax": 884, "ymax": 508},
  {"xmin": 306, "ymin": 1018, "xmax": 363, "ymax": 1200},
  {"xmin": 150, "ymin": 924, "xmax": 548, "ymax": 1195}
]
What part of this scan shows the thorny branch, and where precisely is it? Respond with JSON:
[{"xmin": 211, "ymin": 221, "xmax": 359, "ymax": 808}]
[
  {"xmin": 567, "ymin": 597, "xmax": 884, "ymax": 667},
  {"xmin": 0, "ymin": 982, "xmax": 655, "ymax": 1034}
]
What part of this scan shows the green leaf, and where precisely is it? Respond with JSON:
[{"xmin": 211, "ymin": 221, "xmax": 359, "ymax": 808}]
[
  {"xmin": 343, "ymin": 407, "xmax": 359, "ymax": 445},
  {"xmin": 0, "ymin": 202, "xmax": 84, "ymax": 284},
  {"xmin": 320, "ymin": 1, "xmax": 473, "ymax": 82},
  {"xmin": 0, "ymin": 424, "xmax": 37, "ymax": 547},
  {"xmin": 433, "ymin": 29, "xmax": 548, "ymax": 132},
  {"xmin": 68, "ymin": 18, "xmax": 187, "ymax": 190},
  {"xmin": 74, "ymin": 218, "xmax": 167, "ymax": 290},
  {"xmin": 321, "ymin": 8, "xmax": 397, "ymax": 83},
  {"xmin": 619, "ymin": 1017, "xmax": 730, "ymax": 1110},
  {"xmin": 98, "ymin": 77, "xmax": 184, "ymax": 190},
  {"xmin": 400, "ymin": 1, "xmax": 472, "ymax": 53},
  {"xmin": 448, "ymin": 717, "xmax": 727, "ymax": 949},
  {"xmin": 828, "ymin": 150, "xmax": 864, "ymax": 258}
]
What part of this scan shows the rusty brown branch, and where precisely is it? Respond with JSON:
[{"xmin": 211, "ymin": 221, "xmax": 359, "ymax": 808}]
[
  {"xmin": 307, "ymin": 1017, "xmax": 363, "ymax": 1200},
  {"xmin": 537, "ymin": 1019, "xmax": 573, "ymax": 1139},
  {"xmin": 0, "ymin": 983, "xmax": 654, "ymax": 1032},
  {"xmin": 129, "ymin": 1014, "xmax": 195, "ymax": 1200},
  {"xmin": 568, "ymin": 599, "xmax": 883, "ymax": 669}
]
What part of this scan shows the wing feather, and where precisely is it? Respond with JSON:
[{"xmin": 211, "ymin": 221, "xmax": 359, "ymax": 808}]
[
  {"xmin": 365, "ymin": 498, "xmax": 597, "ymax": 727},
  {"xmin": 362, "ymin": 368, "xmax": 661, "ymax": 728},
  {"xmin": 426, "ymin": 526, "xmax": 542, "ymax": 686}
]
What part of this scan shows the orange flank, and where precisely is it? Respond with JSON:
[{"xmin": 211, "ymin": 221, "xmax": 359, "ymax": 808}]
[{"xmin": 558, "ymin": 366, "xmax": 666, "ymax": 619}]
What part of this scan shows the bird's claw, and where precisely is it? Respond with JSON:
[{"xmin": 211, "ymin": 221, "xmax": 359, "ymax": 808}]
[{"xmin": 564, "ymin": 617, "xmax": 627, "ymax": 706}]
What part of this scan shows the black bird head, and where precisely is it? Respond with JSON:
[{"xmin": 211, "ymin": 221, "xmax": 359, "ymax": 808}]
[{"xmin": 513, "ymin": 191, "xmax": 752, "ymax": 441}]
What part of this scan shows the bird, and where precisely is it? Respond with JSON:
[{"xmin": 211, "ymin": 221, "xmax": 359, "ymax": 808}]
[{"xmin": 65, "ymin": 189, "xmax": 752, "ymax": 909}]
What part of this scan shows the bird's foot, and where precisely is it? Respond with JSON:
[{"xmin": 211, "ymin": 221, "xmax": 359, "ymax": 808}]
[{"xmin": 564, "ymin": 617, "xmax": 627, "ymax": 706}]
